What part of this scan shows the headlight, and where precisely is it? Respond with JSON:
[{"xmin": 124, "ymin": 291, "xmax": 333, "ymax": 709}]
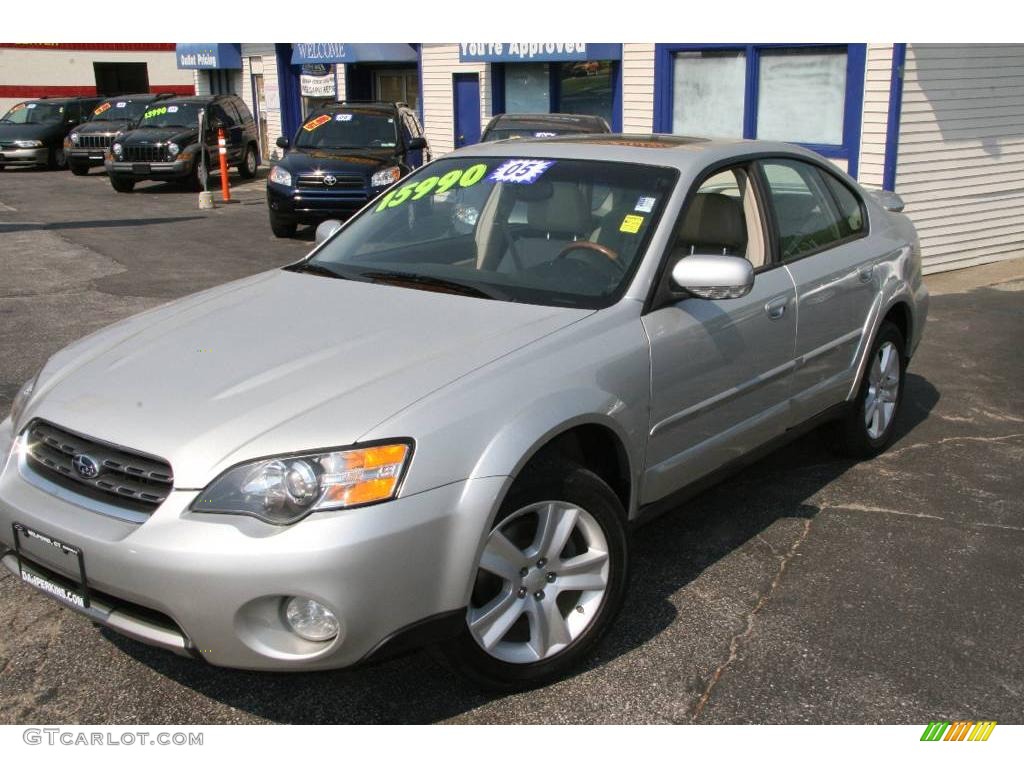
[
  {"xmin": 69, "ymin": 133, "xmax": 80, "ymax": 146},
  {"xmin": 370, "ymin": 166, "xmax": 401, "ymax": 188},
  {"xmin": 269, "ymin": 165, "xmax": 292, "ymax": 186},
  {"xmin": 191, "ymin": 441, "xmax": 412, "ymax": 525},
  {"xmin": 10, "ymin": 369, "xmax": 41, "ymax": 429},
  {"xmin": 13, "ymin": 140, "xmax": 43, "ymax": 148},
  {"xmin": 167, "ymin": 142, "xmax": 180, "ymax": 158},
  {"xmin": 111, "ymin": 142, "xmax": 123, "ymax": 159}
]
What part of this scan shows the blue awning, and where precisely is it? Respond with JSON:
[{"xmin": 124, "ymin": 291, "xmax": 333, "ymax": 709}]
[
  {"xmin": 290, "ymin": 43, "xmax": 418, "ymax": 65},
  {"xmin": 175, "ymin": 43, "xmax": 242, "ymax": 70},
  {"xmin": 458, "ymin": 43, "xmax": 622, "ymax": 63}
]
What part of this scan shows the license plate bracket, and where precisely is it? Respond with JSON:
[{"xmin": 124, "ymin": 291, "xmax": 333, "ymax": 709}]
[{"xmin": 12, "ymin": 522, "xmax": 91, "ymax": 609}]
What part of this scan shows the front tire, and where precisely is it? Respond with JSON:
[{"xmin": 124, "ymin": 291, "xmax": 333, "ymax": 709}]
[
  {"xmin": 831, "ymin": 322, "xmax": 907, "ymax": 458},
  {"xmin": 189, "ymin": 151, "xmax": 210, "ymax": 192},
  {"xmin": 69, "ymin": 160, "xmax": 90, "ymax": 176},
  {"xmin": 47, "ymin": 146, "xmax": 67, "ymax": 171},
  {"xmin": 442, "ymin": 457, "xmax": 629, "ymax": 690},
  {"xmin": 109, "ymin": 175, "xmax": 135, "ymax": 193},
  {"xmin": 269, "ymin": 211, "xmax": 297, "ymax": 238}
]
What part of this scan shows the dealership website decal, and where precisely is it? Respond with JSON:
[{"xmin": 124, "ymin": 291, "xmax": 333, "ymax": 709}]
[{"xmin": 921, "ymin": 721, "xmax": 997, "ymax": 741}]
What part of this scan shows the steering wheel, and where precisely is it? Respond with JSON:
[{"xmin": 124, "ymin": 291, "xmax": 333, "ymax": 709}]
[{"xmin": 555, "ymin": 241, "xmax": 623, "ymax": 272}]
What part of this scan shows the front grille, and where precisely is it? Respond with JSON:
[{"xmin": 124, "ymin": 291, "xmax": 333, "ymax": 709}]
[
  {"xmin": 123, "ymin": 144, "xmax": 167, "ymax": 163},
  {"xmin": 24, "ymin": 421, "xmax": 173, "ymax": 511},
  {"xmin": 297, "ymin": 172, "xmax": 366, "ymax": 190},
  {"xmin": 78, "ymin": 133, "xmax": 114, "ymax": 150}
]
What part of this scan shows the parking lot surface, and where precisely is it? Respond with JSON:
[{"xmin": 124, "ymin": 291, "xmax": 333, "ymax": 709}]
[{"xmin": 0, "ymin": 168, "xmax": 1021, "ymax": 724}]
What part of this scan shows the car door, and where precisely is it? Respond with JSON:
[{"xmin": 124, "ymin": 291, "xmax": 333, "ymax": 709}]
[
  {"xmin": 757, "ymin": 158, "xmax": 877, "ymax": 423},
  {"xmin": 219, "ymin": 101, "xmax": 245, "ymax": 163},
  {"xmin": 641, "ymin": 164, "xmax": 798, "ymax": 504}
]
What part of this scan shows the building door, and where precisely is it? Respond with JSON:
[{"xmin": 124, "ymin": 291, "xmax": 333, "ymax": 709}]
[
  {"xmin": 250, "ymin": 66, "xmax": 269, "ymax": 161},
  {"xmin": 453, "ymin": 73, "xmax": 480, "ymax": 148}
]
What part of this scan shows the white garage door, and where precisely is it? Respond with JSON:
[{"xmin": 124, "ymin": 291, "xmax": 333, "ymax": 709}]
[{"xmin": 896, "ymin": 44, "xmax": 1024, "ymax": 274}]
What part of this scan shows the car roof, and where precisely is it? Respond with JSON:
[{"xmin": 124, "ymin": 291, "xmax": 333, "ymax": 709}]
[
  {"xmin": 97, "ymin": 93, "xmax": 172, "ymax": 101},
  {"xmin": 451, "ymin": 133, "xmax": 834, "ymax": 173},
  {"xmin": 491, "ymin": 113, "xmax": 609, "ymax": 129},
  {"xmin": 321, "ymin": 101, "xmax": 401, "ymax": 113}
]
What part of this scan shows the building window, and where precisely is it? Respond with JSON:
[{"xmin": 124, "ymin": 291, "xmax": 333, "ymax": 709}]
[
  {"xmin": 494, "ymin": 60, "xmax": 620, "ymax": 129},
  {"xmin": 656, "ymin": 44, "xmax": 866, "ymax": 176},
  {"xmin": 505, "ymin": 63, "xmax": 550, "ymax": 113},
  {"xmin": 671, "ymin": 50, "xmax": 745, "ymax": 137},
  {"xmin": 757, "ymin": 48, "xmax": 847, "ymax": 145}
]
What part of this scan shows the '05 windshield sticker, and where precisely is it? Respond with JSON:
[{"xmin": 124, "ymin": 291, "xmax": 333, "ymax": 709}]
[
  {"xmin": 487, "ymin": 158, "xmax": 554, "ymax": 185},
  {"xmin": 94, "ymin": 102, "xmax": 112, "ymax": 116},
  {"xmin": 303, "ymin": 114, "xmax": 331, "ymax": 131},
  {"xmin": 375, "ymin": 163, "xmax": 489, "ymax": 212},
  {"xmin": 144, "ymin": 106, "xmax": 167, "ymax": 120},
  {"xmin": 116, "ymin": 101, "xmax": 127, "ymax": 108},
  {"xmin": 335, "ymin": 113, "xmax": 353, "ymax": 122},
  {"xmin": 620, "ymin": 214, "xmax": 644, "ymax": 234},
  {"xmin": 167, "ymin": 105, "xmax": 179, "ymax": 113},
  {"xmin": 534, "ymin": 131, "xmax": 556, "ymax": 138}
]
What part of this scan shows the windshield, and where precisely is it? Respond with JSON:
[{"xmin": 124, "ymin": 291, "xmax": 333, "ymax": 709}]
[
  {"xmin": 294, "ymin": 110, "xmax": 398, "ymax": 150},
  {"xmin": 88, "ymin": 99, "xmax": 151, "ymax": 123},
  {"xmin": 136, "ymin": 102, "xmax": 202, "ymax": 129},
  {"xmin": 0, "ymin": 102, "xmax": 64, "ymax": 124},
  {"xmin": 484, "ymin": 127, "xmax": 587, "ymax": 142},
  {"xmin": 304, "ymin": 156, "xmax": 677, "ymax": 309}
]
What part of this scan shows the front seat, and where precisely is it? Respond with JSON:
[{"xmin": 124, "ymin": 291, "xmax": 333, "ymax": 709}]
[
  {"xmin": 496, "ymin": 184, "xmax": 594, "ymax": 273},
  {"xmin": 676, "ymin": 193, "xmax": 747, "ymax": 257}
]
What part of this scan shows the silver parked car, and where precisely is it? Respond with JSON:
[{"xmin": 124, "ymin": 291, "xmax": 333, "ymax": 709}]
[{"xmin": 1, "ymin": 135, "xmax": 927, "ymax": 689}]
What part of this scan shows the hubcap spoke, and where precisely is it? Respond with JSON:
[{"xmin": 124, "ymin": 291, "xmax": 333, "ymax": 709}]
[
  {"xmin": 480, "ymin": 531, "xmax": 527, "ymax": 582},
  {"xmin": 555, "ymin": 550, "xmax": 609, "ymax": 592},
  {"xmin": 533, "ymin": 503, "xmax": 579, "ymax": 561},
  {"xmin": 526, "ymin": 597, "xmax": 572, "ymax": 659},
  {"xmin": 470, "ymin": 589, "xmax": 524, "ymax": 650},
  {"xmin": 865, "ymin": 341, "xmax": 900, "ymax": 439}
]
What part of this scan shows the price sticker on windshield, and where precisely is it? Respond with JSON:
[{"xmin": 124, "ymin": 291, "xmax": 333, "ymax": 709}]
[
  {"xmin": 375, "ymin": 163, "xmax": 490, "ymax": 212},
  {"xmin": 303, "ymin": 114, "xmax": 331, "ymax": 131},
  {"xmin": 94, "ymin": 102, "xmax": 112, "ymax": 116},
  {"xmin": 144, "ymin": 106, "xmax": 167, "ymax": 120}
]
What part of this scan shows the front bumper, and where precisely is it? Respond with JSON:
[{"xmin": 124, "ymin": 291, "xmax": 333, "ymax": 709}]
[
  {"xmin": 67, "ymin": 147, "xmax": 109, "ymax": 166},
  {"xmin": 105, "ymin": 156, "xmax": 193, "ymax": 181},
  {"xmin": 0, "ymin": 146, "xmax": 48, "ymax": 166},
  {"xmin": 267, "ymin": 181, "xmax": 375, "ymax": 224},
  {"xmin": 0, "ymin": 420, "xmax": 505, "ymax": 670}
]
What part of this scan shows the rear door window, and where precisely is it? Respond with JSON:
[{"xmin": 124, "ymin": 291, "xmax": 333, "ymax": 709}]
[{"xmin": 759, "ymin": 159, "xmax": 845, "ymax": 261}]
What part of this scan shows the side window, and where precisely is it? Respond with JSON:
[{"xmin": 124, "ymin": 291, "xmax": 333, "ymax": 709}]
[
  {"xmin": 64, "ymin": 102, "xmax": 80, "ymax": 122},
  {"xmin": 674, "ymin": 166, "xmax": 768, "ymax": 268},
  {"xmin": 760, "ymin": 159, "xmax": 844, "ymax": 261},
  {"xmin": 821, "ymin": 172, "xmax": 865, "ymax": 239},
  {"xmin": 398, "ymin": 113, "xmax": 416, "ymax": 144},
  {"xmin": 232, "ymin": 97, "xmax": 253, "ymax": 123},
  {"xmin": 219, "ymin": 101, "xmax": 240, "ymax": 125}
]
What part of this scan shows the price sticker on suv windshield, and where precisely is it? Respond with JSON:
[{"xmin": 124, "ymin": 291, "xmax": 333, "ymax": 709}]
[
  {"xmin": 94, "ymin": 102, "xmax": 112, "ymax": 116},
  {"xmin": 303, "ymin": 114, "xmax": 331, "ymax": 131},
  {"xmin": 375, "ymin": 163, "xmax": 490, "ymax": 212},
  {"xmin": 144, "ymin": 106, "xmax": 167, "ymax": 120}
]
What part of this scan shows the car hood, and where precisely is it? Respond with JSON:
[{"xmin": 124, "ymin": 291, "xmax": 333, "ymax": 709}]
[
  {"xmin": 76, "ymin": 119, "xmax": 133, "ymax": 135},
  {"xmin": 29, "ymin": 270, "xmax": 590, "ymax": 488},
  {"xmin": 122, "ymin": 126, "xmax": 197, "ymax": 146},
  {"xmin": 0, "ymin": 122, "xmax": 62, "ymax": 142},
  {"xmin": 280, "ymin": 147, "xmax": 396, "ymax": 174}
]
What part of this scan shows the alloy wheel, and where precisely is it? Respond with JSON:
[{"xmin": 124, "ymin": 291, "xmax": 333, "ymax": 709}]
[
  {"xmin": 246, "ymin": 149, "xmax": 257, "ymax": 175},
  {"xmin": 468, "ymin": 500, "xmax": 610, "ymax": 664},
  {"xmin": 865, "ymin": 340, "xmax": 900, "ymax": 439}
]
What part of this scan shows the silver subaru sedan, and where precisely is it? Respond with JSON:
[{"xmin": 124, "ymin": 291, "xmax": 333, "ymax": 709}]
[{"xmin": 0, "ymin": 135, "xmax": 927, "ymax": 689}]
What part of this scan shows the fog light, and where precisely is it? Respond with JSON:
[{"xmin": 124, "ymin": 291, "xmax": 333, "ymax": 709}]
[{"xmin": 284, "ymin": 597, "xmax": 339, "ymax": 642}]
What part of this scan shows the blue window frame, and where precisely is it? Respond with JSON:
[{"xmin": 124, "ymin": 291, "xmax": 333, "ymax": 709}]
[
  {"xmin": 653, "ymin": 43, "xmax": 866, "ymax": 178},
  {"xmin": 491, "ymin": 61, "xmax": 623, "ymax": 131}
]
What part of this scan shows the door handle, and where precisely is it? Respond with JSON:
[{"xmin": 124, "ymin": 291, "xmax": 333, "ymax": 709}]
[
  {"xmin": 764, "ymin": 298, "xmax": 787, "ymax": 320},
  {"xmin": 858, "ymin": 265, "xmax": 874, "ymax": 283}
]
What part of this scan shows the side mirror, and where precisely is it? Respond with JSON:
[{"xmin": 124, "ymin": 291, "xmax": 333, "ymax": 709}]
[
  {"xmin": 671, "ymin": 254, "xmax": 754, "ymax": 300},
  {"xmin": 870, "ymin": 189, "xmax": 905, "ymax": 213},
  {"xmin": 315, "ymin": 219, "xmax": 343, "ymax": 246},
  {"xmin": 276, "ymin": 136, "xmax": 290, "ymax": 149},
  {"xmin": 407, "ymin": 136, "xmax": 427, "ymax": 151}
]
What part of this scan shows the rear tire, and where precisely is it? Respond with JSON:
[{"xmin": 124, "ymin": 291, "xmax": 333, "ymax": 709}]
[
  {"xmin": 69, "ymin": 161, "xmax": 90, "ymax": 176},
  {"xmin": 269, "ymin": 212, "xmax": 297, "ymax": 238},
  {"xmin": 830, "ymin": 322, "xmax": 907, "ymax": 458},
  {"xmin": 441, "ymin": 457, "xmax": 629, "ymax": 690},
  {"xmin": 109, "ymin": 175, "xmax": 135, "ymax": 193},
  {"xmin": 238, "ymin": 143, "xmax": 258, "ymax": 179}
]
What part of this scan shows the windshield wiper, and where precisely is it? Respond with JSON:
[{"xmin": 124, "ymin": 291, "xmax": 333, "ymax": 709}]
[
  {"xmin": 360, "ymin": 270, "xmax": 495, "ymax": 300},
  {"xmin": 285, "ymin": 262, "xmax": 348, "ymax": 279}
]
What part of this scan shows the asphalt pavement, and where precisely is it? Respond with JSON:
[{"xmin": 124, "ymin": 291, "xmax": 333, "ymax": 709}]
[{"xmin": 0, "ymin": 166, "xmax": 1021, "ymax": 724}]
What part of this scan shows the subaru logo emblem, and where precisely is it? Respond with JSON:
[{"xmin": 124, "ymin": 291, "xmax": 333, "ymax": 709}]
[
  {"xmin": 323, "ymin": 174, "xmax": 337, "ymax": 186},
  {"xmin": 72, "ymin": 454, "xmax": 100, "ymax": 479}
]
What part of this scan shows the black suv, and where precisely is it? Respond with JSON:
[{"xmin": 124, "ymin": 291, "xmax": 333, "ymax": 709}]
[
  {"xmin": 66, "ymin": 93, "xmax": 176, "ymax": 175},
  {"xmin": 105, "ymin": 94, "xmax": 260, "ymax": 193},
  {"xmin": 480, "ymin": 113, "xmax": 611, "ymax": 142},
  {"xmin": 0, "ymin": 96, "xmax": 104, "ymax": 170},
  {"xmin": 266, "ymin": 101, "xmax": 430, "ymax": 237}
]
